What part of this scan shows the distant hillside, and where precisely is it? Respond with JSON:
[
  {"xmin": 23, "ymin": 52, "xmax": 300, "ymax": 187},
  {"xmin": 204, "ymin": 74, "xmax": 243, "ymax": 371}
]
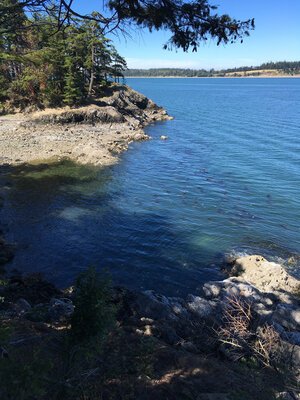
[{"xmin": 124, "ymin": 61, "xmax": 300, "ymax": 78}]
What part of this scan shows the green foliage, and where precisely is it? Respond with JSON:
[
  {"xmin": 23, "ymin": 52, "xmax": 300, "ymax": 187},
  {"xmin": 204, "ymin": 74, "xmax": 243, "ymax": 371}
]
[
  {"xmin": 7, "ymin": 67, "xmax": 42, "ymax": 108},
  {"xmin": 70, "ymin": 267, "xmax": 116, "ymax": 343},
  {"xmin": 63, "ymin": 69, "xmax": 84, "ymax": 106},
  {"xmin": 1, "ymin": 0, "xmax": 254, "ymax": 53},
  {"xmin": 125, "ymin": 67, "xmax": 214, "ymax": 77},
  {"xmin": 0, "ymin": 72, "xmax": 9, "ymax": 101},
  {"xmin": 0, "ymin": 10, "xmax": 127, "ymax": 109},
  {"xmin": 0, "ymin": 350, "xmax": 52, "ymax": 400},
  {"xmin": 0, "ymin": 323, "xmax": 11, "ymax": 343}
]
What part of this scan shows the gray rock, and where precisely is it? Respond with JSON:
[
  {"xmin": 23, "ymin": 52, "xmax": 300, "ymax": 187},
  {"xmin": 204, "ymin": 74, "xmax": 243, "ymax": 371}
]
[
  {"xmin": 202, "ymin": 282, "xmax": 222, "ymax": 298},
  {"xmin": 280, "ymin": 341, "xmax": 300, "ymax": 376},
  {"xmin": 271, "ymin": 322, "xmax": 286, "ymax": 335},
  {"xmin": 285, "ymin": 332, "xmax": 300, "ymax": 346},
  {"xmin": 178, "ymin": 340, "xmax": 198, "ymax": 353},
  {"xmin": 252, "ymin": 301, "xmax": 273, "ymax": 318},
  {"xmin": 16, "ymin": 298, "xmax": 31, "ymax": 313},
  {"xmin": 276, "ymin": 393, "xmax": 296, "ymax": 400},
  {"xmin": 160, "ymin": 326, "xmax": 181, "ymax": 345},
  {"xmin": 129, "ymin": 290, "xmax": 190, "ymax": 323},
  {"xmin": 133, "ymin": 133, "xmax": 146, "ymax": 141},
  {"xmin": 186, "ymin": 295, "xmax": 215, "ymax": 318},
  {"xmin": 273, "ymin": 304, "xmax": 300, "ymax": 330},
  {"xmin": 48, "ymin": 298, "xmax": 74, "ymax": 321},
  {"xmin": 131, "ymin": 291, "xmax": 173, "ymax": 320},
  {"xmin": 203, "ymin": 277, "xmax": 264, "ymax": 303}
]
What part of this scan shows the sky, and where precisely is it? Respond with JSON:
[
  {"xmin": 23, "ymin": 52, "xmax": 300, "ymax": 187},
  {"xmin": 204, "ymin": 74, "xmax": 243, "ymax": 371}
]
[{"xmin": 75, "ymin": 0, "xmax": 300, "ymax": 70}]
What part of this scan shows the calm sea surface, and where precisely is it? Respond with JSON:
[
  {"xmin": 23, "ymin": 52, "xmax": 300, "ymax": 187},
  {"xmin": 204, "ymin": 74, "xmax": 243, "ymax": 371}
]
[{"xmin": 1, "ymin": 78, "xmax": 300, "ymax": 296}]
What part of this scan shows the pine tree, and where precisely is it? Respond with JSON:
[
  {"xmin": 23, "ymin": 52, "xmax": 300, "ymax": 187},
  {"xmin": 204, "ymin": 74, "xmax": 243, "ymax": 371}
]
[
  {"xmin": 110, "ymin": 47, "xmax": 127, "ymax": 83},
  {"xmin": 0, "ymin": 10, "xmax": 128, "ymax": 109},
  {"xmin": 0, "ymin": 0, "xmax": 27, "ymax": 102}
]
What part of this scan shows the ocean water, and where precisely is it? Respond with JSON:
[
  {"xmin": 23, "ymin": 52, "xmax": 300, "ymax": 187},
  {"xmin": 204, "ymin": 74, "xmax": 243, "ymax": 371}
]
[{"xmin": 1, "ymin": 78, "xmax": 300, "ymax": 296}]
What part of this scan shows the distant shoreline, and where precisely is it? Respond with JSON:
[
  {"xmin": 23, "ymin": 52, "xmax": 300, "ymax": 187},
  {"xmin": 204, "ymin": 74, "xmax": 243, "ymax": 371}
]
[{"xmin": 126, "ymin": 75, "xmax": 300, "ymax": 79}]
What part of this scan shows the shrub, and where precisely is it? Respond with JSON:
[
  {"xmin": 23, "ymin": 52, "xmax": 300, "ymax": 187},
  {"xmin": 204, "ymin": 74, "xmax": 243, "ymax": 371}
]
[
  {"xmin": 218, "ymin": 295, "xmax": 254, "ymax": 361},
  {"xmin": 253, "ymin": 324, "xmax": 283, "ymax": 367},
  {"xmin": 0, "ymin": 350, "xmax": 51, "ymax": 400},
  {"xmin": 70, "ymin": 267, "xmax": 116, "ymax": 343},
  {"xmin": 217, "ymin": 295, "xmax": 288, "ymax": 369}
]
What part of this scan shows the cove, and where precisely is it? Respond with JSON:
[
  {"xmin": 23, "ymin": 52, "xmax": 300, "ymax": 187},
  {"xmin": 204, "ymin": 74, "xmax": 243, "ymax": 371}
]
[{"xmin": 1, "ymin": 78, "xmax": 300, "ymax": 297}]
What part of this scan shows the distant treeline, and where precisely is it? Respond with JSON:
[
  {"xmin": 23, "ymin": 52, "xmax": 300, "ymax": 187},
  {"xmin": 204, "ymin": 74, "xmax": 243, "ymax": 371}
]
[
  {"xmin": 124, "ymin": 61, "xmax": 300, "ymax": 77},
  {"xmin": 125, "ymin": 68, "xmax": 213, "ymax": 77},
  {"xmin": 220, "ymin": 61, "xmax": 300, "ymax": 74}
]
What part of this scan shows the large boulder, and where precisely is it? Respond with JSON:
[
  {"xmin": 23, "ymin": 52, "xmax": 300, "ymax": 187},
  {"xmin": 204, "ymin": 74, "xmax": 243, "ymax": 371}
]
[{"xmin": 228, "ymin": 255, "xmax": 300, "ymax": 294}]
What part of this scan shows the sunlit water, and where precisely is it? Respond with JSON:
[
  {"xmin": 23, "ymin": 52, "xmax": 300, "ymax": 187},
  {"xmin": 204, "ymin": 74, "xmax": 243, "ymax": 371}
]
[{"xmin": 1, "ymin": 78, "xmax": 300, "ymax": 296}]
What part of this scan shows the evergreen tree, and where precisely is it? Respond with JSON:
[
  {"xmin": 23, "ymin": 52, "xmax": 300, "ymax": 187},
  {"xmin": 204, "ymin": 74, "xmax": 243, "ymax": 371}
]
[
  {"xmin": 0, "ymin": 0, "xmax": 27, "ymax": 101},
  {"xmin": 0, "ymin": 11, "xmax": 127, "ymax": 109},
  {"xmin": 110, "ymin": 47, "xmax": 127, "ymax": 83},
  {"xmin": 63, "ymin": 26, "xmax": 86, "ymax": 105},
  {"xmin": 0, "ymin": 0, "xmax": 255, "ymax": 53}
]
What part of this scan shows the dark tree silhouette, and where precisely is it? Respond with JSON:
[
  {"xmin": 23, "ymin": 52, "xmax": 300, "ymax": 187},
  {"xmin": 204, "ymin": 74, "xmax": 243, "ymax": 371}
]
[{"xmin": 0, "ymin": 0, "xmax": 255, "ymax": 51}]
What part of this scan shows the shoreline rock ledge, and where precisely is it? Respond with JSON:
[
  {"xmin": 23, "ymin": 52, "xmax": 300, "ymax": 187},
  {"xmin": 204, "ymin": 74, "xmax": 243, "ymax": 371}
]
[
  {"xmin": 0, "ymin": 85, "xmax": 173, "ymax": 166},
  {"xmin": 1, "ymin": 254, "xmax": 299, "ymax": 398},
  {"xmin": 121, "ymin": 255, "xmax": 300, "ymax": 384}
]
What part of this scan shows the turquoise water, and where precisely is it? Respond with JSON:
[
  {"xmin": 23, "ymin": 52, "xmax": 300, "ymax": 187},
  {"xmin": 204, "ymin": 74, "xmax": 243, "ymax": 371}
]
[{"xmin": 1, "ymin": 78, "xmax": 300, "ymax": 296}]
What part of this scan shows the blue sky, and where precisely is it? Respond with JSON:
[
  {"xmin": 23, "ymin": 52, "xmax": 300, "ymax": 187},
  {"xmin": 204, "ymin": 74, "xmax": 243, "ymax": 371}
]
[{"xmin": 76, "ymin": 0, "xmax": 300, "ymax": 69}]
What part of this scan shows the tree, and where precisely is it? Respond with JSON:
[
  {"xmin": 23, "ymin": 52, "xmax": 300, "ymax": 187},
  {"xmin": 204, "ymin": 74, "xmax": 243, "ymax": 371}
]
[
  {"xmin": 0, "ymin": 10, "xmax": 129, "ymax": 109},
  {"xmin": 110, "ymin": 46, "xmax": 127, "ymax": 83},
  {"xmin": 81, "ymin": 16, "xmax": 113, "ymax": 96},
  {"xmin": 0, "ymin": 0, "xmax": 255, "ymax": 52},
  {"xmin": 70, "ymin": 267, "xmax": 116, "ymax": 342},
  {"xmin": 0, "ymin": 1, "xmax": 255, "ymax": 109},
  {"xmin": 0, "ymin": 0, "xmax": 27, "ymax": 100},
  {"xmin": 63, "ymin": 25, "xmax": 87, "ymax": 105}
]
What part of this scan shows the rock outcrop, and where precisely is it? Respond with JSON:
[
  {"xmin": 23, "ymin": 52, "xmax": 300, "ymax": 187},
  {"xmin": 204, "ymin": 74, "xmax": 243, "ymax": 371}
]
[
  {"xmin": 0, "ymin": 85, "xmax": 172, "ymax": 166},
  {"xmin": 119, "ymin": 255, "xmax": 300, "ymax": 389},
  {"xmin": 30, "ymin": 86, "xmax": 172, "ymax": 127},
  {"xmin": 228, "ymin": 254, "xmax": 300, "ymax": 294}
]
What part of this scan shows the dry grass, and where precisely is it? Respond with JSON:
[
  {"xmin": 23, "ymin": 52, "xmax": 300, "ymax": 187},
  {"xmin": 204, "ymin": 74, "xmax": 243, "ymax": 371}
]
[
  {"xmin": 217, "ymin": 295, "xmax": 293, "ymax": 372},
  {"xmin": 217, "ymin": 295, "xmax": 254, "ymax": 361}
]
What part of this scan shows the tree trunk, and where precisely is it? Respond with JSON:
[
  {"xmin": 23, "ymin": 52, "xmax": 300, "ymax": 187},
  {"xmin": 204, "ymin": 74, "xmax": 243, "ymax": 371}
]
[{"xmin": 88, "ymin": 44, "xmax": 95, "ymax": 97}]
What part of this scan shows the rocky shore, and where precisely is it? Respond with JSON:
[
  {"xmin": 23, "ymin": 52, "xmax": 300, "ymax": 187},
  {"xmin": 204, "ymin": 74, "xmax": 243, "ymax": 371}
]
[
  {"xmin": 0, "ymin": 85, "xmax": 172, "ymax": 167},
  {"xmin": 0, "ymin": 255, "xmax": 299, "ymax": 399},
  {"xmin": 0, "ymin": 85, "xmax": 299, "ymax": 399}
]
